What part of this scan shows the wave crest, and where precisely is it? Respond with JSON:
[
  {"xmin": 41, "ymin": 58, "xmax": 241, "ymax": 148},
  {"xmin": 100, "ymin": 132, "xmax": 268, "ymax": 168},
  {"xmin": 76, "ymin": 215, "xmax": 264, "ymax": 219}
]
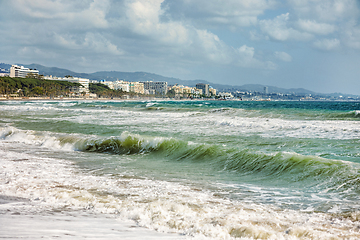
[{"xmin": 2, "ymin": 126, "xmax": 359, "ymax": 194}]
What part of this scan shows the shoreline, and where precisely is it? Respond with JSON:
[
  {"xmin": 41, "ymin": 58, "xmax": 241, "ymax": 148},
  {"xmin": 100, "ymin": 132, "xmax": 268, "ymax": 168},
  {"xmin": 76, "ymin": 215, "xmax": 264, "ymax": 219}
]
[
  {"xmin": 1, "ymin": 97, "xmax": 359, "ymax": 102},
  {"xmin": 0, "ymin": 97, "xmax": 170, "ymax": 101}
]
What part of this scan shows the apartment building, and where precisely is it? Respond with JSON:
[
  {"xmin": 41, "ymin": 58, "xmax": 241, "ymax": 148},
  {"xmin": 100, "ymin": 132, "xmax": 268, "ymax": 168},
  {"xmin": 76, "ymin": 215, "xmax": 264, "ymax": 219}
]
[
  {"xmin": 129, "ymin": 82, "xmax": 145, "ymax": 94},
  {"xmin": 10, "ymin": 65, "xmax": 39, "ymax": 78},
  {"xmin": 140, "ymin": 81, "xmax": 168, "ymax": 95},
  {"xmin": 195, "ymin": 83, "xmax": 209, "ymax": 97},
  {"xmin": 98, "ymin": 80, "xmax": 144, "ymax": 94},
  {"xmin": 113, "ymin": 80, "xmax": 130, "ymax": 92}
]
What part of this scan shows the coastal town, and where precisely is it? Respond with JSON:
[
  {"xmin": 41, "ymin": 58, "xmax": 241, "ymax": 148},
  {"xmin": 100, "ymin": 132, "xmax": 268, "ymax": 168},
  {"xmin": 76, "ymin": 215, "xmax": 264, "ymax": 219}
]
[
  {"xmin": 1, "ymin": 64, "xmax": 358, "ymax": 101},
  {"xmin": 1, "ymin": 64, "xmax": 220, "ymax": 100}
]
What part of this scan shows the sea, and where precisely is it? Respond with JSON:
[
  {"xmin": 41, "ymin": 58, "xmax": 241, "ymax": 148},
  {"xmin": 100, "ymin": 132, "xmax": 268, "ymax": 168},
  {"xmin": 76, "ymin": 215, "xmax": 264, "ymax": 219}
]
[{"xmin": 1, "ymin": 99, "xmax": 360, "ymax": 239}]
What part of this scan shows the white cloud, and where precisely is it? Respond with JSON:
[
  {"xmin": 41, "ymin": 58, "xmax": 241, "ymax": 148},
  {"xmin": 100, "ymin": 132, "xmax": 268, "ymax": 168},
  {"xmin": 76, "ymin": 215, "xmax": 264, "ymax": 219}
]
[
  {"xmin": 235, "ymin": 45, "xmax": 276, "ymax": 69},
  {"xmin": 297, "ymin": 19, "xmax": 336, "ymax": 35},
  {"xmin": 53, "ymin": 33, "xmax": 79, "ymax": 49},
  {"xmin": 193, "ymin": 29, "xmax": 230, "ymax": 63},
  {"xmin": 313, "ymin": 38, "xmax": 340, "ymax": 50},
  {"xmin": 17, "ymin": 46, "xmax": 54, "ymax": 58},
  {"xmin": 238, "ymin": 45, "xmax": 255, "ymax": 58},
  {"xmin": 288, "ymin": 0, "xmax": 359, "ymax": 22},
  {"xmin": 125, "ymin": 0, "xmax": 189, "ymax": 46},
  {"xmin": 259, "ymin": 13, "xmax": 312, "ymax": 41},
  {"xmin": 259, "ymin": 13, "xmax": 291, "ymax": 41},
  {"xmin": 163, "ymin": 0, "xmax": 276, "ymax": 28},
  {"xmin": 342, "ymin": 25, "xmax": 360, "ymax": 49},
  {"xmin": 0, "ymin": 0, "xmax": 305, "ymax": 75},
  {"xmin": 123, "ymin": 0, "xmax": 273, "ymax": 68},
  {"xmin": 83, "ymin": 33, "xmax": 124, "ymax": 55},
  {"xmin": 249, "ymin": 30, "xmax": 263, "ymax": 41},
  {"xmin": 10, "ymin": 0, "xmax": 110, "ymax": 29},
  {"xmin": 71, "ymin": 0, "xmax": 110, "ymax": 29},
  {"xmin": 274, "ymin": 51, "xmax": 292, "ymax": 62}
]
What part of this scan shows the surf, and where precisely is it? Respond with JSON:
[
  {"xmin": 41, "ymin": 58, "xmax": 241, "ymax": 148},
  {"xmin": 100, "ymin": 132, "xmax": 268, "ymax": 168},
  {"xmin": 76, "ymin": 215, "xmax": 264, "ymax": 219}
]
[{"xmin": 3, "ymin": 126, "xmax": 360, "ymax": 197}]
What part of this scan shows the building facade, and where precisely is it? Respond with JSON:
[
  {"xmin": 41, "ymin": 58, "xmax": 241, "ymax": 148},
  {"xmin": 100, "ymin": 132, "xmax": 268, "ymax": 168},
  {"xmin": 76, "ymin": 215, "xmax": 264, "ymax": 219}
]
[
  {"xmin": 196, "ymin": 83, "xmax": 209, "ymax": 97},
  {"xmin": 129, "ymin": 82, "xmax": 145, "ymax": 94},
  {"xmin": 264, "ymin": 87, "xmax": 269, "ymax": 94},
  {"xmin": 10, "ymin": 65, "xmax": 39, "ymax": 78},
  {"xmin": 140, "ymin": 81, "xmax": 168, "ymax": 95},
  {"xmin": 99, "ymin": 80, "xmax": 114, "ymax": 89},
  {"xmin": 209, "ymin": 88, "xmax": 216, "ymax": 96},
  {"xmin": 113, "ymin": 80, "xmax": 130, "ymax": 92},
  {"xmin": 98, "ymin": 80, "xmax": 145, "ymax": 94}
]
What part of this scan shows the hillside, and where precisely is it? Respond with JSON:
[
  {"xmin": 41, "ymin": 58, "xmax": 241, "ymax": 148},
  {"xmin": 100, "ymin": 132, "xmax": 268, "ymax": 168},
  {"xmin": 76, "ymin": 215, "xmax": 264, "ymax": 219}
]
[
  {"xmin": 0, "ymin": 76, "xmax": 81, "ymax": 97},
  {"xmin": 0, "ymin": 63, "xmax": 11, "ymax": 72}
]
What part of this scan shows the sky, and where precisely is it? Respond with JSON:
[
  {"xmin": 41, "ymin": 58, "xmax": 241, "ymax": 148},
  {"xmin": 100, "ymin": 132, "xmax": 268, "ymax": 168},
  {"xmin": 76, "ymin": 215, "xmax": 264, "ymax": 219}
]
[{"xmin": 1, "ymin": 0, "xmax": 360, "ymax": 94}]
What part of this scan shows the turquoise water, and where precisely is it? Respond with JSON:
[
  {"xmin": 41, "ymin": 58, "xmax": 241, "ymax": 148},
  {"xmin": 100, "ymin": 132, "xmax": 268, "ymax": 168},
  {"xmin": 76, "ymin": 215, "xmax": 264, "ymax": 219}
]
[{"xmin": 1, "ymin": 100, "xmax": 360, "ymax": 239}]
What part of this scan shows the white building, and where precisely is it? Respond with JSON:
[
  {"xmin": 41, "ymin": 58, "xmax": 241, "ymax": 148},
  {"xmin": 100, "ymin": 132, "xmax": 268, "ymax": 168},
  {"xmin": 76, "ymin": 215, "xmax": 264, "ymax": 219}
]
[
  {"xmin": 10, "ymin": 65, "xmax": 39, "ymax": 78},
  {"xmin": 113, "ymin": 80, "xmax": 130, "ymax": 92},
  {"xmin": 140, "ymin": 81, "xmax": 168, "ymax": 95},
  {"xmin": 218, "ymin": 92, "xmax": 234, "ymax": 99},
  {"xmin": 44, "ymin": 76, "xmax": 89, "ymax": 93},
  {"xmin": 209, "ymin": 88, "xmax": 216, "ymax": 96},
  {"xmin": 129, "ymin": 82, "xmax": 145, "ymax": 94},
  {"xmin": 99, "ymin": 80, "xmax": 114, "ymax": 89}
]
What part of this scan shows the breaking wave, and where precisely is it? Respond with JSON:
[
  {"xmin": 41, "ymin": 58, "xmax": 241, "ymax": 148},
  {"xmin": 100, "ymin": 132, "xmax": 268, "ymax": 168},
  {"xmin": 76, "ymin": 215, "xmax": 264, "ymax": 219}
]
[{"xmin": 2, "ymin": 126, "xmax": 360, "ymax": 196}]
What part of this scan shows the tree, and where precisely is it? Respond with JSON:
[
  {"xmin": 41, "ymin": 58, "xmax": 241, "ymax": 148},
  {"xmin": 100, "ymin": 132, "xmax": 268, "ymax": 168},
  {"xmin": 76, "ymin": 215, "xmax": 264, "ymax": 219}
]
[
  {"xmin": 31, "ymin": 86, "xmax": 44, "ymax": 96},
  {"xmin": 26, "ymin": 73, "xmax": 40, "ymax": 79},
  {"xmin": 166, "ymin": 89, "xmax": 175, "ymax": 98},
  {"xmin": 0, "ymin": 76, "xmax": 81, "ymax": 97}
]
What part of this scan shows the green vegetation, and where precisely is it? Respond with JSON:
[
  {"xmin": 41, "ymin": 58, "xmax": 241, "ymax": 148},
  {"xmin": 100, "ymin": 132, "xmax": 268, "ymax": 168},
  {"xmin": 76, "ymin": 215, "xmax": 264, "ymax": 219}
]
[
  {"xmin": 26, "ymin": 72, "xmax": 44, "ymax": 79},
  {"xmin": 0, "ymin": 76, "xmax": 81, "ymax": 98},
  {"xmin": 166, "ymin": 89, "xmax": 175, "ymax": 98},
  {"xmin": 89, "ymin": 83, "xmax": 137, "ymax": 98},
  {"xmin": 0, "ymin": 77, "xmax": 157, "ymax": 99}
]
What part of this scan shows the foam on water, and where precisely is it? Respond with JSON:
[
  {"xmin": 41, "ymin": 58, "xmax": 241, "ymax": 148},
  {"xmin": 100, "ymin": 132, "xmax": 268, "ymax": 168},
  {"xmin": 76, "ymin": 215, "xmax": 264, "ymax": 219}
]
[
  {"xmin": 1, "ymin": 136, "xmax": 360, "ymax": 239},
  {"xmin": 63, "ymin": 106, "xmax": 360, "ymax": 140},
  {"xmin": 0, "ymin": 126, "xmax": 73, "ymax": 150},
  {"xmin": 3, "ymin": 100, "xmax": 359, "ymax": 140},
  {"xmin": 209, "ymin": 113, "xmax": 360, "ymax": 140},
  {"xmin": 2, "ymin": 100, "xmax": 360, "ymax": 239},
  {"xmin": 2, "ymin": 126, "xmax": 360, "ymax": 197}
]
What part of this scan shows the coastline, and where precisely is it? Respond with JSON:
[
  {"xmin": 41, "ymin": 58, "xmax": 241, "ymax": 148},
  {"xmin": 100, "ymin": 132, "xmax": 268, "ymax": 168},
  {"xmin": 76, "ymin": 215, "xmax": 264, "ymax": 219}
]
[
  {"xmin": 1, "ymin": 97, "xmax": 359, "ymax": 102},
  {"xmin": 0, "ymin": 97, "xmax": 168, "ymax": 101}
]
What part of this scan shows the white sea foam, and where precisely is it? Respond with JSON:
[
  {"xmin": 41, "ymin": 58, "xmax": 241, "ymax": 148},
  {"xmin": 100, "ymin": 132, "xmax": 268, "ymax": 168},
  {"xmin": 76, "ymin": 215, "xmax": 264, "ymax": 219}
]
[
  {"xmin": 1, "ymin": 140, "xmax": 359, "ymax": 239},
  {"xmin": 207, "ymin": 114, "xmax": 360, "ymax": 140},
  {"xmin": 24, "ymin": 103, "xmax": 357, "ymax": 141},
  {"xmin": 0, "ymin": 126, "xmax": 75, "ymax": 151},
  {"xmin": 2, "ymin": 100, "xmax": 360, "ymax": 239},
  {"xmin": 146, "ymin": 102, "xmax": 157, "ymax": 107}
]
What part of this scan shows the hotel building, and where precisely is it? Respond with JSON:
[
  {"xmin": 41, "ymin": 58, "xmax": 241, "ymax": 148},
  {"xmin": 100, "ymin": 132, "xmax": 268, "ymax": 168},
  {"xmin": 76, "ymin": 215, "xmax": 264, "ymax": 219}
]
[{"xmin": 10, "ymin": 65, "xmax": 39, "ymax": 78}]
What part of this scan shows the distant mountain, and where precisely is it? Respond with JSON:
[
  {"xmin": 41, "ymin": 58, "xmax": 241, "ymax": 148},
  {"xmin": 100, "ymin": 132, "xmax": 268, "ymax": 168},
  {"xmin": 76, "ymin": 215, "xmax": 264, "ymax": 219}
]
[
  {"xmin": 91, "ymin": 71, "xmax": 183, "ymax": 84},
  {"xmin": 12, "ymin": 63, "xmax": 333, "ymax": 96},
  {"xmin": 226, "ymin": 84, "xmax": 316, "ymax": 95},
  {"xmin": 0, "ymin": 63, "xmax": 11, "ymax": 71},
  {"xmin": 23, "ymin": 63, "xmax": 209, "ymax": 86},
  {"xmin": 25, "ymin": 64, "xmax": 92, "ymax": 78}
]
